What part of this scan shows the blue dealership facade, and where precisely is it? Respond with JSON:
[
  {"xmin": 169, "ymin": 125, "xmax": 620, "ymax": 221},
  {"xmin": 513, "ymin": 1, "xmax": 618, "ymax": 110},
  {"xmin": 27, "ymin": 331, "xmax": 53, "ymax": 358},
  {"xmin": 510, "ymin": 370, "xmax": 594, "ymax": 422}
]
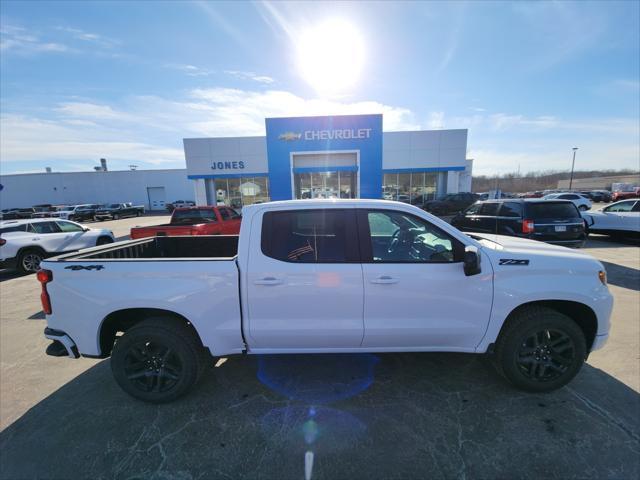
[{"xmin": 184, "ymin": 114, "xmax": 471, "ymax": 209}]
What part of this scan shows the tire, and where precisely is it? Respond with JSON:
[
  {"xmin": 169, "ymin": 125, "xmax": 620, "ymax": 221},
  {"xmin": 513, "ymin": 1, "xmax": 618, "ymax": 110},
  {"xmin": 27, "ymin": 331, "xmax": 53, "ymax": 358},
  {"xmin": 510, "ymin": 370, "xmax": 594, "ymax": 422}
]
[
  {"xmin": 17, "ymin": 249, "xmax": 44, "ymax": 274},
  {"xmin": 579, "ymin": 205, "xmax": 589, "ymax": 211},
  {"xmin": 113, "ymin": 214, "xmax": 120, "ymax": 220},
  {"xmin": 96, "ymin": 236, "xmax": 114, "ymax": 246},
  {"xmin": 494, "ymin": 306, "xmax": 586, "ymax": 393},
  {"xmin": 136, "ymin": 211, "xmax": 141, "ymax": 217},
  {"xmin": 110, "ymin": 317, "xmax": 209, "ymax": 403}
]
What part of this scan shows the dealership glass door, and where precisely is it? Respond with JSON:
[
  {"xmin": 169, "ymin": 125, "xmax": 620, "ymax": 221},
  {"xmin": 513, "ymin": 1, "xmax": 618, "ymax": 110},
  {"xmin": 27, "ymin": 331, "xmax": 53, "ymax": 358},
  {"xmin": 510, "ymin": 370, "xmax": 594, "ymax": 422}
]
[{"xmin": 294, "ymin": 170, "xmax": 357, "ymax": 199}]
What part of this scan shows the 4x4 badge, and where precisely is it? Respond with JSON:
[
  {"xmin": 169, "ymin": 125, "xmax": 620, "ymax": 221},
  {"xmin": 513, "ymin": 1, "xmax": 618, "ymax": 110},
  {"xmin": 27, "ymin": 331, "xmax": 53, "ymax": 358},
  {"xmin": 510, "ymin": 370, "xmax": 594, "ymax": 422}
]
[{"xmin": 64, "ymin": 265, "xmax": 105, "ymax": 271}]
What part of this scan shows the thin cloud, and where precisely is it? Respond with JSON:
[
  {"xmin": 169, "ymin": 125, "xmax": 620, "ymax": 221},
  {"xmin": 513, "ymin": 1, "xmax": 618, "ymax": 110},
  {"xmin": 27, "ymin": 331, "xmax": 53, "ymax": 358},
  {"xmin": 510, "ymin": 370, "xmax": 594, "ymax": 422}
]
[
  {"xmin": 55, "ymin": 26, "xmax": 121, "ymax": 48},
  {"xmin": 0, "ymin": 24, "xmax": 72, "ymax": 54},
  {"xmin": 165, "ymin": 63, "xmax": 214, "ymax": 77},
  {"xmin": 224, "ymin": 70, "xmax": 275, "ymax": 84}
]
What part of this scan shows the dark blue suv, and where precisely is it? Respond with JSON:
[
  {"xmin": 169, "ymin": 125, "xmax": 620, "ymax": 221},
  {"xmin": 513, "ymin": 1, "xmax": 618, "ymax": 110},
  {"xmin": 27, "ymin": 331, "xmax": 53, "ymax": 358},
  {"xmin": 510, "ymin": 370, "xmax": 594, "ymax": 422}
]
[{"xmin": 450, "ymin": 199, "xmax": 587, "ymax": 248}]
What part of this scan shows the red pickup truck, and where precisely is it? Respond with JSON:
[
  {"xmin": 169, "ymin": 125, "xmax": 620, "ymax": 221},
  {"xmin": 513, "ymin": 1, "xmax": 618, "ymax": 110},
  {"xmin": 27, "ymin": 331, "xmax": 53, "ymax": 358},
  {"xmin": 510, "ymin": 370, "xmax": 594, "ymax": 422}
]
[
  {"xmin": 612, "ymin": 188, "xmax": 640, "ymax": 202},
  {"xmin": 130, "ymin": 206, "xmax": 241, "ymax": 240}
]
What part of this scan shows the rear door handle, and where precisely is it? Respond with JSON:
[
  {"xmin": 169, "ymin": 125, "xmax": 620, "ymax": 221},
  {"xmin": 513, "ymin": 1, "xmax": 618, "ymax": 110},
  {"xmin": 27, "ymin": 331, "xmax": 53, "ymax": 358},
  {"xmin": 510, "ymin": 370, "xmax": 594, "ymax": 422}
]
[
  {"xmin": 370, "ymin": 275, "xmax": 399, "ymax": 284},
  {"xmin": 254, "ymin": 277, "xmax": 283, "ymax": 286}
]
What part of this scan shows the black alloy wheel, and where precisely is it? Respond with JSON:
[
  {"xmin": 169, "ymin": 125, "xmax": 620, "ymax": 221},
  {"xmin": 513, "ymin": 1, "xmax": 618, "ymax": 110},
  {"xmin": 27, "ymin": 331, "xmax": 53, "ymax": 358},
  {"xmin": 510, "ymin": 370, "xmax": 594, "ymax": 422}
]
[
  {"xmin": 515, "ymin": 328, "xmax": 575, "ymax": 382},
  {"xmin": 123, "ymin": 341, "xmax": 183, "ymax": 394}
]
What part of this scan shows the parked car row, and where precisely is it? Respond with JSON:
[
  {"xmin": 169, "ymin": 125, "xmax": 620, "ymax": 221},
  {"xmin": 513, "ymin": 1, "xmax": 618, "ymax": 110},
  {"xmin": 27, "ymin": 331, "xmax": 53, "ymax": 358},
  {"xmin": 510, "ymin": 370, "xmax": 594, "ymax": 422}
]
[
  {"xmin": 0, "ymin": 219, "xmax": 115, "ymax": 273},
  {"xmin": 0, "ymin": 202, "xmax": 145, "ymax": 222},
  {"xmin": 450, "ymin": 198, "xmax": 639, "ymax": 244},
  {"xmin": 165, "ymin": 200, "xmax": 196, "ymax": 213}
]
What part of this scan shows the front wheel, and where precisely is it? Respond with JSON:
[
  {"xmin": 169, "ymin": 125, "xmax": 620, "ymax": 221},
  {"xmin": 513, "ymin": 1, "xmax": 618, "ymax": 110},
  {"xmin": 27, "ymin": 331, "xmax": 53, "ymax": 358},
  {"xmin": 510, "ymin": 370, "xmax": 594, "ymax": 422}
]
[
  {"xmin": 494, "ymin": 306, "xmax": 586, "ymax": 392},
  {"xmin": 113, "ymin": 214, "xmax": 120, "ymax": 220},
  {"xmin": 110, "ymin": 317, "xmax": 208, "ymax": 403}
]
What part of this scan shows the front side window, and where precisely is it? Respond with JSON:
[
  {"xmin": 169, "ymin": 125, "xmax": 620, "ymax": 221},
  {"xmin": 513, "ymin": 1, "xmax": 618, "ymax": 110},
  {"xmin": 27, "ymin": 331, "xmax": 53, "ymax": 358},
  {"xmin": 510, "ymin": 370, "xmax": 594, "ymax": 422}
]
[
  {"xmin": 362, "ymin": 210, "xmax": 461, "ymax": 263},
  {"xmin": 605, "ymin": 201, "xmax": 635, "ymax": 213},
  {"xmin": 463, "ymin": 203, "xmax": 481, "ymax": 215},
  {"xmin": 56, "ymin": 221, "xmax": 84, "ymax": 232},
  {"xmin": 478, "ymin": 203, "xmax": 500, "ymax": 216},
  {"xmin": 31, "ymin": 222, "xmax": 61, "ymax": 234},
  {"xmin": 261, "ymin": 209, "xmax": 357, "ymax": 263},
  {"xmin": 219, "ymin": 208, "xmax": 230, "ymax": 220}
]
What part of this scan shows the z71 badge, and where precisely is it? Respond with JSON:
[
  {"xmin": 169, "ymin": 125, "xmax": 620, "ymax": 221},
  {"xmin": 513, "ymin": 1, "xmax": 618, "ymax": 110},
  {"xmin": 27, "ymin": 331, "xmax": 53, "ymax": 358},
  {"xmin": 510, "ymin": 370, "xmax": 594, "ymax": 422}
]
[
  {"xmin": 499, "ymin": 259, "xmax": 530, "ymax": 266},
  {"xmin": 64, "ymin": 265, "xmax": 105, "ymax": 271}
]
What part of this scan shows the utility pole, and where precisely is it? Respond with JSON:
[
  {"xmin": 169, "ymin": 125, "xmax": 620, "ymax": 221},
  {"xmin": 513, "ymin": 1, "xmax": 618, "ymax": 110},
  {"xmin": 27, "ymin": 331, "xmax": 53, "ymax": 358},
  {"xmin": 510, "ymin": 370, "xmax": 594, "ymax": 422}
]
[{"xmin": 569, "ymin": 147, "xmax": 578, "ymax": 190}]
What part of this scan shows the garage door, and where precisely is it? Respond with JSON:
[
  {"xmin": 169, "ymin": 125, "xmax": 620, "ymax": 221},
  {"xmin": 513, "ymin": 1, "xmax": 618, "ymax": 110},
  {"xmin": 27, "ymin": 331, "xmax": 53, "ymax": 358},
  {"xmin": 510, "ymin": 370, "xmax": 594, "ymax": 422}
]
[{"xmin": 147, "ymin": 186, "xmax": 166, "ymax": 211}]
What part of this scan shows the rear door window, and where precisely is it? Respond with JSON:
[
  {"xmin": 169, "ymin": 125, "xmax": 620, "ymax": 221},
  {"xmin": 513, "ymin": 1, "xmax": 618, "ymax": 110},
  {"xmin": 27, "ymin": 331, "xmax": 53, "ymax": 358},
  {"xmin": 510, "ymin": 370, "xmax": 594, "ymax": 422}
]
[
  {"xmin": 261, "ymin": 209, "xmax": 358, "ymax": 263},
  {"xmin": 31, "ymin": 222, "xmax": 62, "ymax": 234},
  {"xmin": 499, "ymin": 202, "xmax": 523, "ymax": 218},
  {"xmin": 463, "ymin": 203, "xmax": 481, "ymax": 215}
]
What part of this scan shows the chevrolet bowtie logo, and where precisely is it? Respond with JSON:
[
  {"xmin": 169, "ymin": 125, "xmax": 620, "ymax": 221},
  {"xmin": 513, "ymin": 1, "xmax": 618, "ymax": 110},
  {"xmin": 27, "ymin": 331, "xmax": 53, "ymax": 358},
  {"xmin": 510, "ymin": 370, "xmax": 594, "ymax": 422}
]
[{"xmin": 278, "ymin": 132, "xmax": 302, "ymax": 141}]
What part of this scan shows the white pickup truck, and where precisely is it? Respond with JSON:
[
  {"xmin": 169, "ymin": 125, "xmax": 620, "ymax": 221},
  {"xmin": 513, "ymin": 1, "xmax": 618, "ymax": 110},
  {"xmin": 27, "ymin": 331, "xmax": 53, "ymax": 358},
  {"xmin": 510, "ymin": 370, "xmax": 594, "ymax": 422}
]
[{"xmin": 39, "ymin": 200, "xmax": 613, "ymax": 403}]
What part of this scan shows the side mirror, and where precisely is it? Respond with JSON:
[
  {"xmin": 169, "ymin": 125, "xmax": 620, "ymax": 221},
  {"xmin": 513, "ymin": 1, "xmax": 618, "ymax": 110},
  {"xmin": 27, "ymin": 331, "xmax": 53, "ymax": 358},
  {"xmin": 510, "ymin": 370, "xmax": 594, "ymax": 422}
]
[{"xmin": 463, "ymin": 246, "xmax": 481, "ymax": 276}]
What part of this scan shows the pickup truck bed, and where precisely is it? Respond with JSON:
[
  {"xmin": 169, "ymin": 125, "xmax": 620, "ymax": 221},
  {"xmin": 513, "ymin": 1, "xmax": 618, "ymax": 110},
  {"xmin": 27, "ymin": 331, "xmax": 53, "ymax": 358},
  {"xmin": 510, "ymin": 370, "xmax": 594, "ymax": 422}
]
[{"xmin": 73, "ymin": 235, "xmax": 239, "ymax": 260}]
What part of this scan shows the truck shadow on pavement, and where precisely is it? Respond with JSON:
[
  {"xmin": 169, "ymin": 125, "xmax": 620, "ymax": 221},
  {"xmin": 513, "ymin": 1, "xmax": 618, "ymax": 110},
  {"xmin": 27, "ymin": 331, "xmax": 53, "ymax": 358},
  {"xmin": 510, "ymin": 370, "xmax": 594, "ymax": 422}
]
[
  {"xmin": 599, "ymin": 261, "xmax": 640, "ymax": 291},
  {"xmin": 1, "ymin": 353, "xmax": 638, "ymax": 480}
]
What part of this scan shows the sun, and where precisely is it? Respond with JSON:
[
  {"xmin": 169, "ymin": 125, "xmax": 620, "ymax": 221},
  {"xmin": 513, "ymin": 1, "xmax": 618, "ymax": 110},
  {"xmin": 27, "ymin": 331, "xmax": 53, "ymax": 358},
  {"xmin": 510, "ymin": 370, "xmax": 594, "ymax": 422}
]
[{"xmin": 297, "ymin": 19, "xmax": 365, "ymax": 96}]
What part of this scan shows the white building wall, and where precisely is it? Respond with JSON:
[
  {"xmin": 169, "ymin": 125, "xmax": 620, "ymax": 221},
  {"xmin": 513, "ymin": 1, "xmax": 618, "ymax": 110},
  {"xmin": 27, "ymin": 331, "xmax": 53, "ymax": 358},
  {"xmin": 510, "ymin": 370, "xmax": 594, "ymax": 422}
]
[
  {"xmin": 382, "ymin": 129, "xmax": 467, "ymax": 170},
  {"xmin": 0, "ymin": 169, "xmax": 193, "ymax": 211}
]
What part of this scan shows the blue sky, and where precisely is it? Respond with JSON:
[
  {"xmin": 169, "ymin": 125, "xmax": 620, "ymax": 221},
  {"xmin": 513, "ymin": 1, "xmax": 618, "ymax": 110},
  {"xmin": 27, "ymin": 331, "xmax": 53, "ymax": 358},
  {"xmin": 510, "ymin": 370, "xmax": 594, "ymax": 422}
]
[{"xmin": 1, "ymin": 0, "xmax": 638, "ymax": 176}]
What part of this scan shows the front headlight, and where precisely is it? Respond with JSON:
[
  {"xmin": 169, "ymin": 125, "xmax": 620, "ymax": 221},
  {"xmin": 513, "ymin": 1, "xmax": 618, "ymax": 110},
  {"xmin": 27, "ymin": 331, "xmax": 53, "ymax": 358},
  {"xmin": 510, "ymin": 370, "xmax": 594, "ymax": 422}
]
[{"xmin": 598, "ymin": 270, "xmax": 607, "ymax": 285}]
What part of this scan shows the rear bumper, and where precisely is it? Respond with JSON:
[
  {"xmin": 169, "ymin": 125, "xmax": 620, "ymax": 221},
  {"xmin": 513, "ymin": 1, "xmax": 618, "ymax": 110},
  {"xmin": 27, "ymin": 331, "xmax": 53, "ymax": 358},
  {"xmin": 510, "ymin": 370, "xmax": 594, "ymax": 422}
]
[{"xmin": 44, "ymin": 327, "xmax": 79, "ymax": 358}]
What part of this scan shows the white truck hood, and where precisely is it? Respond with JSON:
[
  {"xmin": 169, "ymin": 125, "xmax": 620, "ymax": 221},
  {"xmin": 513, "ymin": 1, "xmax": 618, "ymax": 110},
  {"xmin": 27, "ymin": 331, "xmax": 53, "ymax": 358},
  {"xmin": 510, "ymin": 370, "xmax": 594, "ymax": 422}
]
[{"xmin": 469, "ymin": 232, "xmax": 603, "ymax": 268}]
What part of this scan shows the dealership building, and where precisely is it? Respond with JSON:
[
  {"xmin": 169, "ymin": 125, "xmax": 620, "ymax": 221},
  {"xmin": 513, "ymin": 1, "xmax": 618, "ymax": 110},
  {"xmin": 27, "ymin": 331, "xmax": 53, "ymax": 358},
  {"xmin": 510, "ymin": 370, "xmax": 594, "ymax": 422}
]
[
  {"xmin": 0, "ymin": 114, "xmax": 472, "ymax": 211},
  {"xmin": 185, "ymin": 114, "xmax": 472, "ymax": 209}
]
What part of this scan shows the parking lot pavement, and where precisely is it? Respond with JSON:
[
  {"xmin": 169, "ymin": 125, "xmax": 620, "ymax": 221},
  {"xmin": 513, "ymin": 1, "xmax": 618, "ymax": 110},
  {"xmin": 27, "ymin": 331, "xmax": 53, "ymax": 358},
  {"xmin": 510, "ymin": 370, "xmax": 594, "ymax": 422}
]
[{"xmin": 0, "ymin": 236, "xmax": 638, "ymax": 479}]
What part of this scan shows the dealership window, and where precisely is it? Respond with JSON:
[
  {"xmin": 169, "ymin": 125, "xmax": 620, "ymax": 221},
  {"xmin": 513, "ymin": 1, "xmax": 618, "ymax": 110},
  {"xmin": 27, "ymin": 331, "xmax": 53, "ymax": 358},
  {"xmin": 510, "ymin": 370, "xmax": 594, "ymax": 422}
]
[
  {"xmin": 293, "ymin": 170, "xmax": 356, "ymax": 199},
  {"xmin": 382, "ymin": 172, "xmax": 439, "ymax": 203},
  {"xmin": 215, "ymin": 177, "xmax": 270, "ymax": 209}
]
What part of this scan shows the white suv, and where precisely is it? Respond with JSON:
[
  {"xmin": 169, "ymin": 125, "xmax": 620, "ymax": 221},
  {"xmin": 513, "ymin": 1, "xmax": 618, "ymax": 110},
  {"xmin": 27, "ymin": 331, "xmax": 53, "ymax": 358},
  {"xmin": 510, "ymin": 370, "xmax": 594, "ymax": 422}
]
[
  {"xmin": 0, "ymin": 219, "xmax": 115, "ymax": 273},
  {"xmin": 543, "ymin": 193, "xmax": 592, "ymax": 211}
]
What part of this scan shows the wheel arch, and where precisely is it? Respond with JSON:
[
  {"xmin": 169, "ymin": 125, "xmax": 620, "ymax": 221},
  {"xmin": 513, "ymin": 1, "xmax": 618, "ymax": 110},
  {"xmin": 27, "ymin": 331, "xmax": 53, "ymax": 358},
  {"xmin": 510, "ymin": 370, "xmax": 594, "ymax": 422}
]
[
  {"xmin": 97, "ymin": 308, "xmax": 206, "ymax": 357},
  {"xmin": 497, "ymin": 300, "xmax": 598, "ymax": 351}
]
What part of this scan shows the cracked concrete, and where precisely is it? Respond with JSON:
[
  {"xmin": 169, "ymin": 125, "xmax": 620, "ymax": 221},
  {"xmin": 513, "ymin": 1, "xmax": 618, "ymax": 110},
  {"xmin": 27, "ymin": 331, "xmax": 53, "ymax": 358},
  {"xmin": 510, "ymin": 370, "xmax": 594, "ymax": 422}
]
[{"xmin": 0, "ymin": 234, "xmax": 638, "ymax": 479}]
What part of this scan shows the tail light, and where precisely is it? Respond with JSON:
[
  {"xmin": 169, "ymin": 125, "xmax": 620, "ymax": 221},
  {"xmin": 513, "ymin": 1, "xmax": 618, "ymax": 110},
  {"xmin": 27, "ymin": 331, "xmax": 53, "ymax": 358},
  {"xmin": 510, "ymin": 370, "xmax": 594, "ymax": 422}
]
[
  {"xmin": 0, "ymin": 238, "xmax": 5, "ymax": 246},
  {"xmin": 37, "ymin": 269, "xmax": 53, "ymax": 315},
  {"xmin": 522, "ymin": 219, "xmax": 535, "ymax": 234}
]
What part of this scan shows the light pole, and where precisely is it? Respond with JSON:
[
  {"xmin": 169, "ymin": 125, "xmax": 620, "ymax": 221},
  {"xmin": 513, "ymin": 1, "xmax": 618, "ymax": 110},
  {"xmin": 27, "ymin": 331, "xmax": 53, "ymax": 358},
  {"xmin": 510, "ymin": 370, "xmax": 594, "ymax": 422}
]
[{"xmin": 569, "ymin": 147, "xmax": 578, "ymax": 190}]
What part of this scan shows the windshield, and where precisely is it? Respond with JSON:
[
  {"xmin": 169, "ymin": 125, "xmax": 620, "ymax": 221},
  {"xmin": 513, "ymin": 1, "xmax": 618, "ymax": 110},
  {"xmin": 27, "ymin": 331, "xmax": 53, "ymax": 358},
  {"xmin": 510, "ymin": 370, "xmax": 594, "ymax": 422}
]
[{"xmin": 107, "ymin": 204, "xmax": 120, "ymax": 208}]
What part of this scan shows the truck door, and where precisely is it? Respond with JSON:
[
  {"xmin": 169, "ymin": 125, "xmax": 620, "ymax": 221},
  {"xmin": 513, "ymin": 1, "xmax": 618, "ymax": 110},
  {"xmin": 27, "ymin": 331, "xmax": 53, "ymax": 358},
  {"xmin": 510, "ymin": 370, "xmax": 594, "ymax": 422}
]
[
  {"xmin": 358, "ymin": 209, "xmax": 493, "ymax": 350},
  {"xmin": 246, "ymin": 208, "xmax": 364, "ymax": 349}
]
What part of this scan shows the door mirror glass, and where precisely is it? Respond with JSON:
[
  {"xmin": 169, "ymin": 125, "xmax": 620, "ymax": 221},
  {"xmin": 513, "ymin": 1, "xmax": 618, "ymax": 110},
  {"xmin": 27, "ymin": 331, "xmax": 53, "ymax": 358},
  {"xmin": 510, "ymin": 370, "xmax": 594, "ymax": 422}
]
[{"xmin": 463, "ymin": 247, "xmax": 481, "ymax": 276}]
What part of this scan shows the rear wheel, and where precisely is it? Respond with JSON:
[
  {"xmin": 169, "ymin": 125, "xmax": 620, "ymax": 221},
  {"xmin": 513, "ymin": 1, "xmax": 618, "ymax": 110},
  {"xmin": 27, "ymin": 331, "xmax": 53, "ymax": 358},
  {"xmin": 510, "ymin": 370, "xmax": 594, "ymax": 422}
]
[
  {"xmin": 110, "ymin": 317, "xmax": 208, "ymax": 403},
  {"xmin": 17, "ymin": 249, "xmax": 44, "ymax": 274},
  {"xmin": 113, "ymin": 214, "xmax": 120, "ymax": 220},
  {"xmin": 579, "ymin": 205, "xmax": 589, "ymax": 211},
  {"xmin": 494, "ymin": 306, "xmax": 586, "ymax": 392}
]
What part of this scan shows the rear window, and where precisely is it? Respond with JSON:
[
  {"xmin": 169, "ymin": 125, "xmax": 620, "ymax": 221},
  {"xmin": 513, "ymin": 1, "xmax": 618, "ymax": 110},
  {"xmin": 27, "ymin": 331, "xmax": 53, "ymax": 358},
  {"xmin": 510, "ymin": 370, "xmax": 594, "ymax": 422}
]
[
  {"xmin": 527, "ymin": 202, "xmax": 580, "ymax": 219},
  {"xmin": 0, "ymin": 224, "xmax": 29, "ymax": 234},
  {"xmin": 172, "ymin": 209, "xmax": 217, "ymax": 224}
]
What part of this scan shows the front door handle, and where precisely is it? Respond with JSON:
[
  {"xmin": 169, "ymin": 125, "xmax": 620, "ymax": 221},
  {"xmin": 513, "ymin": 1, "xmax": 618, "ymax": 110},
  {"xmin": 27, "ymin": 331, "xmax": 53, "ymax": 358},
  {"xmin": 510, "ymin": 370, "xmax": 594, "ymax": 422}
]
[
  {"xmin": 254, "ymin": 277, "xmax": 283, "ymax": 286},
  {"xmin": 370, "ymin": 275, "xmax": 399, "ymax": 284}
]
